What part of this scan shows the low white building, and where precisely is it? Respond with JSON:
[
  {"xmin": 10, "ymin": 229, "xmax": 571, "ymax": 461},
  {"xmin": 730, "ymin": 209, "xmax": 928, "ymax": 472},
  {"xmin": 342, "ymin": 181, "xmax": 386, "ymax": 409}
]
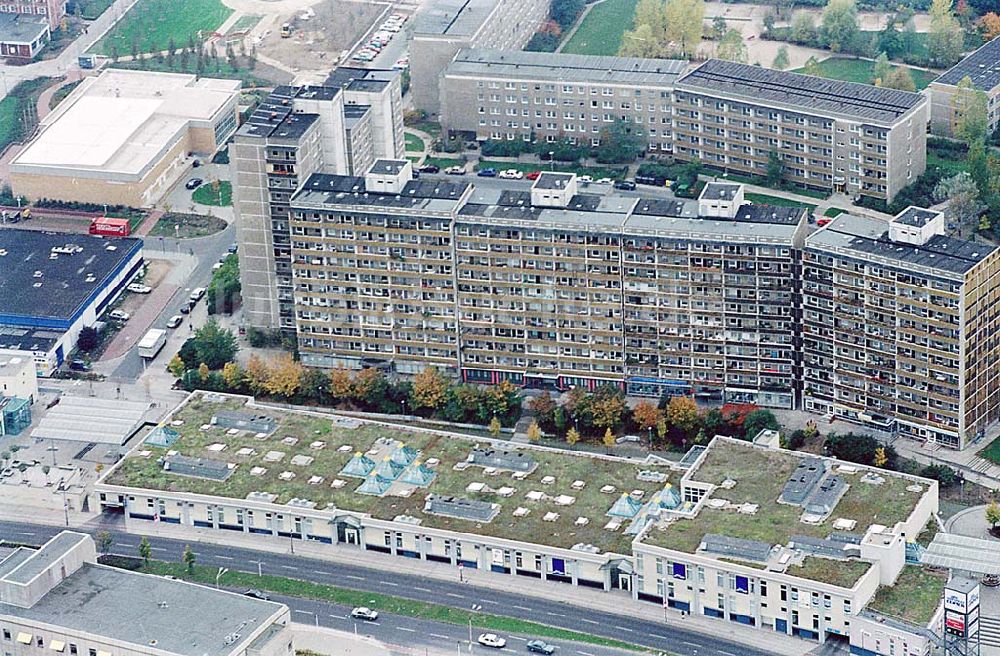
[{"xmin": 0, "ymin": 349, "xmax": 38, "ymax": 403}]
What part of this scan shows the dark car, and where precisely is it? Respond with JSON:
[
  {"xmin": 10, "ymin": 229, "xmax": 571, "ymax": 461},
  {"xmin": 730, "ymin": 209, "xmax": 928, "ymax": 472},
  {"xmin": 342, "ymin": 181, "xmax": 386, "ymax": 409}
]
[
  {"xmin": 227, "ymin": 243, "xmax": 238, "ymax": 254},
  {"xmin": 185, "ymin": 178, "xmax": 204, "ymax": 190},
  {"xmin": 613, "ymin": 179, "xmax": 637, "ymax": 191},
  {"xmin": 418, "ymin": 164, "xmax": 440, "ymax": 174},
  {"xmin": 179, "ymin": 305, "xmax": 191, "ymax": 315},
  {"xmin": 243, "ymin": 589, "xmax": 270, "ymax": 601},
  {"xmin": 526, "ymin": 641, "xmax": 555, "ymax": 655},
  {"xmin": 69, "ymin": 359, "xmax": 92, "ymax": 372},
  {"xmin": 477, "ymin": 167, "xmax": 497, "ymax": 177},
  {"xmin": 635, "ymin": 174, "xmax": 666, "ymax": 187}
]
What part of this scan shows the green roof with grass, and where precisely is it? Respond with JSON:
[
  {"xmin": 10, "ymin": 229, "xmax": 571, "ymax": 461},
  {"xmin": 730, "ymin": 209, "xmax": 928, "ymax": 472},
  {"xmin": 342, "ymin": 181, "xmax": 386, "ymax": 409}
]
[
  {"xmin": 105, "ymin": 393, "xmax": 676, "ymax": 554},
  {"xmin": 867, "ymin": 565, "xmax": 946, "ymax": 626},
  {"xmin": 641, "ymin": 439, "xmax": 928, "ymax": 590}
]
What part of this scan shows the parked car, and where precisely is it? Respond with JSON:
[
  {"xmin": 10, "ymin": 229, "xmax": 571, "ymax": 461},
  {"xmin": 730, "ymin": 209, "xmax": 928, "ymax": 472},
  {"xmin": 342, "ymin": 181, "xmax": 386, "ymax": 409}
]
[
  {"xmin": 189, "ymin": 287, "xmax": 206, "ymax": 302},
  {"xmin": 109, "ymin": 309, "xmax": 130, "ymax": 322},
  {"xmin": 185, "ymin": 178, "xmax": 203, "ymax": 190},
  {"xmin": 228, "ymin": 243, "xmax": 238, "ymax": 254},
  {"xmin": 444, "ymin": 165, "xmax": 466, "ymax": 175},
  {"xmin": 577, "ymin": 175, "xmax": 593, "ymax": 184},
  {"xmin": 816, "ymin": 218, "xmax": 832, "ymax": 227},
  {"xmin": 615, "ymin": 434, "xmax": 641, "ymax": 444},
  {"xmin": 526, "ymin": 641, "xmax": 555, "ymax": 655},
  {"xmin": 351, "ymin": 607, "xmax": 379, "ymax": 621},
  {"xmin": 179, "ymin": 305, "xmax": 191, "ymax": 315},
  {"xmin": 419, "ymin": 164, "xmax": 440, "ymax": 173},
  {"xmin": 244, "ymin": 589, "xmax": 270, "ymax": 601},
  {"xmin": 477, "ymin": 634, "xmax": 506, "ymax": 649},
  {"xmin": 69, "ymin": 359, "xmax": 92, "ymax": 372},
  {"xmin": 613, "ymin": 179, "xmax": 637, "ymax": 191},
  {"xmin": 498, "ymin": 169, "xmax": 523, "ymax": 179},
  {"xmin": 525, "ymin": 170, "xmax": 542, "ymax": 180},
  {"xmin": 477, "ymin": 167, "xmax": 497, "ymax": 177},
  {"xmin": 213, "ymin": 262, "xmax": 224, "ymax": 271},
  {"xmin": 127, "ymin": 283, "xmax": 152, "ymax": 294},
  {"xmin": 166, "ymin": 315, "xmax": 184, "ymax": 329}
]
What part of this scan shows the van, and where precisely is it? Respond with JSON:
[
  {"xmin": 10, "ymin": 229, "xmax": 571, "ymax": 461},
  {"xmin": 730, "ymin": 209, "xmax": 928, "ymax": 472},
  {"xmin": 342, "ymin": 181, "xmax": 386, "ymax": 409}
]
[{"xmin": 280, "ymin": 23, "xmax": 292, "ymax": 37}]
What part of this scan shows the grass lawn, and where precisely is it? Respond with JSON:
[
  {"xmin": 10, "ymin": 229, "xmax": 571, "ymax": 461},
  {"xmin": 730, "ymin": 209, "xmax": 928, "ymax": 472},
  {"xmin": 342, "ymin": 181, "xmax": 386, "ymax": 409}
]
[
  {"xmin": 226, "ymin": 14, "xmax": 261, "ymax": 34},
  {"xmin": 108, "ymin": 58, "xmax": 270, "ymax": 88},
  {"xmin": 130, "ymin": 560, "xmax": 644, "ymax": 652},
  {"xmin": 788, "ymin": 557, "xmax": 871, "ymax": 588},
  {"xmin": 561, "ymin": 0, "xmax": 637, "ymax": 56},
  {"xmin": 927, "ymin": 150, "xmax": 968, "ymax": 177},
  {"xmin": 68, "ymin": 0, "xmax": 114, "ymax": 19},
  {"xmin": 744, "ymin": 192, "xmax": 817, "ymax": 212},
  {"xmin": 404, "ymin": 131, "xmax": 425, "ymax": 153},
  {"xmin": 979, "ymin": 435, "xmax": 1000, "ymax": 465},
  {"xmin": 0, "ymin": 98, "xmax": 19, "ymax": 153},
  {"xmin": 793, "ymin": 57, "xmax": 938, "ymax": 91},
  {"xmin": 868, "ymin": 565, "xmax": 947, "ymax": 625},
  {"xmin": 823, "ymin": 207, "xmax": 848, "ymax": 218},
  {"xmin": 192, "ymin": 181, "xmax": 232, "ymax": 206},
  {"xmin": 49, "ymin": 80, "xmax": 83, "ymax": 110},
  {"xmin": 0, "ymin": 77, "xmax": 57, "ymax": 153},
  {"xmin": 148, "ymin": 212, "xmax": 228, "ymax": 238},
  {"xmin": 718, "ymin": 172, "xmax": 829, "ymax": 199},
  {"xmin": 94, "ymin": 0, "xmax": 233, "ymax": 56}
]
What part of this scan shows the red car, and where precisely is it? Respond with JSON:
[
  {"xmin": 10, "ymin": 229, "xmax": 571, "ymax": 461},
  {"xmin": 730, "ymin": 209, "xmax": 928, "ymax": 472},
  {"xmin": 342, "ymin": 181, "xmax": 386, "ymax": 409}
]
[
  {"xmin": 525, "ymin": 170, "xmax": 542, "ymax": 180},
  {"xmin": 816, "ymin": 218, "xmax": 832, "ymax": 227}
]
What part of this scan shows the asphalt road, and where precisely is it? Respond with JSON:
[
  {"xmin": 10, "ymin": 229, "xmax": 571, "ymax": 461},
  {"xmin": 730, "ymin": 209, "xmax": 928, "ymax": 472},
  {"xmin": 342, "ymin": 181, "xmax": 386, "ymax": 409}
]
[{"xmin": 0, "ymin": 520, "xmax": 763, "ymax": 656}]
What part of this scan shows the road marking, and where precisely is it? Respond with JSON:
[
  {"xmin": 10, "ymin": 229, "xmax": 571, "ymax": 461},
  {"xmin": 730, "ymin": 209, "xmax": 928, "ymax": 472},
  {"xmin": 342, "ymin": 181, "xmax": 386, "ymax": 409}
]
[
  {"xmin": 150, "ymin": 547, "xmax": 168, "ymax": 552},
  {"xmin": 397, "ymin": 627, "xmax": 417, "ymax": 633},
  {"xmin": 217, "ymin": 555, "xmax": 234, "ymax": 560},
  {"xmin": 280, "ymin": 565, "xmax": 299, "ymax": 571},
  {"xmin": 15, "ymin": 531, "xmax": 36, "ymax": 536},
  {"xmin": 718, "ymin": 651, "xmax": 736, "ymax": 656},
  {"xmin": 478, "ymin": 599, "xmax": 499, "ymax": 605},
  {"xmin": 446, "ymin": 593, "xmax": 465, "ymax": 599},
  {"xmin": 513, "ymin": 605, "xmax": 532, "ymax": 611},
  {"xmin": 430, "ymin": 634, "xmax": 451, "ymax": 640},
  {"xmin": 681, "ymin": 641, "xmax": 700, "ymax": 648},
  {"xmin": 509, "ymin": 636, "xmax": 527, "ymax": 642},
  {"xmin": 580, "ymin": 619, "xmax": 599, "ymax": 626},
  {"xmin": 415, "ymin": 587, "xmax": 433, "ymax": 593},
  {"xmin": 329, "ymin": 615, "xmax": 346, "ymax": 620},
  {"xmin": 576, "ymin": 651, "xmax": 596, "ymax": 656},
  {"xmin": 381, "ymin": 581, "xmax": 399, "ymax": 587},
  {"xmin": 650, "ymin": 634, "xmax": 669, "ymax": 640},
  {"xmin": 345, "ymin": 575, "xmax": 365, "ymax": 581},
  {"xmin": 545, "ymin": 612, "xmax": 562, "ymax": 617},
  {"xmin": 613, "ymin": 626, "xmax": 633, "ymax": 633}
]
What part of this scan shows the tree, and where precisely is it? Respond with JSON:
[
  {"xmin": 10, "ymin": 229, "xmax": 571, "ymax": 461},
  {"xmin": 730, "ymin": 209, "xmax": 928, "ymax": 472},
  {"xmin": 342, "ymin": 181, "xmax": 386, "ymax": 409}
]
[
  {"xmin": 873, "ymin": 446, "xmax": 888, "ymax": 468},
  {"xmin": 883, "ymin": 67, "xmax": 916, "ymax": 92},
  {"xmin": 183, "ymin": 544, "xmax": 196, "ymax": 573},
  {"xmin": 742, "ymin": 409, "xmax": 780, "ymax": 440},
  {"xmin": 666, "ymin": 396, "xmax": 699, "ymax": 437},
  {"xmin": 222, "ymin": 362, "xmax": 243, "ymax": 389},
  {"xmin": 353, "ymin": 367, "xmax": 390, "ymax": 409},
  {"xmin": 244, "ymin": 354, "xmax": 270, "ymax": 394},
  {"xmin": 986, "ymin": 500, "xmax": 1000, "ymax": 529},
  {"xmin": 596, "ymin": 119, "xmax": 643, "ymax": 164},
  {"xmin": 978, "ymin": 12, "xmax": 1000, "ymax": 40},
  {"xmin": 489, "ymin": 416, "xmax": 502, "ymax": 438},
  {"xmin": 712, "ymin": 15, "xmax": 727, "ymax": 39},
  {"xmin": 591, "ymin": 385, "xmax": 627, "ymax": 430},
  {"xmin": 632, "ymin": 400, "xmax": 662, "ymax": 432},
  {"xmin": 198, "ymin": 362, "xmax": 210, "ymax": 382},
  {"xmin": 529, "ymin": 392, "xmax": 557, "ymax": 430},
  {"xmin": 167, "ymin": 354, "xmax": 186, "ymax": 378},
  {"xmin": 928, "ymin": 0, "xmax": 963, "ymax": 67},
  {"xmin": 190, "ymin": 320, "xmax": 238, "ymax": 370},
  {"xmin": 76, "ymin": 326, "xmax": 98, "ymax": 352},
  {"xmin": 620, "ymin": 0, "xmax": 704, "ymax": 58},
  {"xmin": 825, "ymin": 433, "xmax": 896, "ymax": 468},
  {"xmin": 138, "ymin": 536, "xmax": 151, "ymax": 567},
  {"xmin": 328, "ymin": 368, "xmax": 354, "ymax": 400},
  {"xmin": 602, "ymin": 427, "xmax": 616, "ymax": 451},
  {"xmin": 663, "ymin": 0, "xmax": 704, "ymax": 56},
  {"xmin": 299, "ymin": 367, "xmax": 328, "ymax": 403},
  {"xmin": 819, "ymin": 0, "xmax": 860, "ymax": 53},
  {"xmin": 771, "ymin": 45, "xmax": 790, "ymax": 71},
  {"xmin": 934, "ymin": 172, "xmax": 985, "ymax": 236},
  {"xmin": 411, "ymin": 367, "xmax": 450, "ymax": 413},
  {"xmin": 566, "ymin": 426, "xmax": 580, "ymax": 445},
  {"xmin": 766, "ymin": 150, "xmax": 783, "ymax": 187},
  {"xmin": 716, "ymin": 28, "xmax": 748, "ymax": 63},
  {"xmin": 264, "ymin": 354, "xmax": 303, "ymax": 398},
  {"xmin": 919, "ymin": 464, "xmax": 958, "ymax": 487},
  {"xmin": 527, "ymin": 421, "xmax": 542, "ymax": 442},
  {"xmin": 550, "ymin": 0, "xmax": 585, "ymax": 30},
  {"xmin": 953, "ymin": 76, "xmax": 990, "ymax": 148},
  {"xmin": 872, "ymin": 52, "xmax": 892, "ymax": 86},
  {"xmin": 790, "ymin": 11, "xmax": 817, "ymax": 44},
  {"xmin": 801, "ymin": 55, "xmax": 821, "ymax": 77},
  {"xmin": 95, "ymin": 530, "xmax": 114, "ymax": 556}
]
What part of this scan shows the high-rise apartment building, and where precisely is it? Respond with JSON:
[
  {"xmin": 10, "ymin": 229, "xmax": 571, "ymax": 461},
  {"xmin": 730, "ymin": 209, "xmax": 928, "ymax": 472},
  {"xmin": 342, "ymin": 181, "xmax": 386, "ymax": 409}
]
[
  {"xmin": 409, "ymin": 0, "xmax": 550, "ymax": 113},
  {"xmin": 672, "ymin": 60, "xmax": 928, "ymax": 204},
  {"xmin": 232, "ymin": 75, "xmax": 406, "ymax": 333},
  {"xmin": 439, "ymin": 49, "xmax": 687, "ymax": 151},
  {"xmin": 802, "ymin": 208, "xmax": 1000, "ymax": 449},
  {"xmin": 287, "ymin": 162, "xmax": 808, "ymax": 405},
  {"xmin": 928, "ymin": 36, "xmax": 1000, "ymax": 138}
]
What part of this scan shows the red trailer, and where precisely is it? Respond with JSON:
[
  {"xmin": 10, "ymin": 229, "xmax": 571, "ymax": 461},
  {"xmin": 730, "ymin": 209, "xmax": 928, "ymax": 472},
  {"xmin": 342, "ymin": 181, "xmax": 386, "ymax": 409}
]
[{"xmin": 89, "ymin": 217, "xmax": 131, "ymax": 237}]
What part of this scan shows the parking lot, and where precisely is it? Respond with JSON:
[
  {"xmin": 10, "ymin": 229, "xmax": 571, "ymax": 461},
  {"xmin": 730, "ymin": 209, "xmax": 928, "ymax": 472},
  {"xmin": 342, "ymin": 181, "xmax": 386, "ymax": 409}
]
[{"xmin": 347, "ymin": 9, "xmax": 410, "ymax": 69}]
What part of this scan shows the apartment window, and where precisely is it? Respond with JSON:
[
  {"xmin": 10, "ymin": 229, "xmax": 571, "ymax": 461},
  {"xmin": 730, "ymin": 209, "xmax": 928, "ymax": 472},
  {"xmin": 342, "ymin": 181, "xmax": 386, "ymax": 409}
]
[
  {"xmin": 89, "ymin": 650, "xmax": 97, "ymax": 656},
  {"xmin": 384, "ymin": 531, "xmax": 391, "ymax": 547},
  {"xmin": 69, "ymin": 646, "xmax": 77, "ymax": 655},
  {"xmin": 1, "ymin": 631, "xmax": 9, "ymax": 642}
]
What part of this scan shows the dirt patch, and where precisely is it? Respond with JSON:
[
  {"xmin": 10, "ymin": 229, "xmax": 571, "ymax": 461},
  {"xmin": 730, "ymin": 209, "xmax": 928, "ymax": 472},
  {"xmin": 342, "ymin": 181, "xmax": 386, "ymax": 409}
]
[
  {"xmin": 149, "ymin": 212, "xmax": 228, "ymax": 239},
  {"xmin": 142, "ymin": 259, "xmax": 173, "ymax": 287},
  {"xmin": 255, "ymin": 0, "xmax": 385, "ymax": 71}
]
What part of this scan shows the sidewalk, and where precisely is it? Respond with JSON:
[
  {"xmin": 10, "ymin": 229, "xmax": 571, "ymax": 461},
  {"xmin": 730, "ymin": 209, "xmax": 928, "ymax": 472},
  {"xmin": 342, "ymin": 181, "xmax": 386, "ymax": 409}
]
[{"xmin": 119, "ymin": 518, "xmax": 810, "ymax": 656}]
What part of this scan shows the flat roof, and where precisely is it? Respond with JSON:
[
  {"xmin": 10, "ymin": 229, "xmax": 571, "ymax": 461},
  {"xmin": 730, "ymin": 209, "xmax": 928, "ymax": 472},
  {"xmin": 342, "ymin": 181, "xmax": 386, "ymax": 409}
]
[
  {"xmin": 12, "ymin": 69, "xmax": 239, "ymax": 177},
  {"xmin": 533, "ymin": 172, "xmax": 575, "ymax": 190},
  {"xmin": 411, "ymin": 0, "xmax": 499, "ymax": 38},
  {"xmin": 292, "ymin": 172, "xmax": 470, "ymax": 213},
  {"xmin": 935, "ymin": 36, "xmax": 1000, "ymax": 90},
  {"xmin": 676, "ymin": 59, "xmax": 925, "ymax": 124},
  {"xmin": 700, "ymin": 181, "xmax": 742, "ymax": 201},
  {"xmin": 324, "ymin": 67, "xmax": 397, "ymax": 93},
  {"xmin": 0, "ymin": 562, "xmax": 286, "ymax": 656},
  {"xmin": 806, "ymin": 214, "xmax": 995, "ymax": 276},
  {"xmin": 894, "ymin": 207, "xmax": 940, "ymax": 228},
  {"xmin": 0, "ymin": 229, "xmax": 142, "ymax": 323},
  {"xmin": 370, "ymin": 159, "xmax": 408, "ymax": 175},
  {"xmin": 31, "ymin": 395, "xmax": 150, "ymax": 445},
  {"xmin": 446, "ymin": 49, "xmax": 688, "ymax": 86},
  {"xmin": 0, "ymin": 349, "xmax": 32, "ymax": 376},
  {"xmin": 0, "ymin": 533, "xmax": 88, "ymax": 585},
  {"xmin": 0, "ymin": 13, "xmax": 49, "ymax": 43},
  {"xmin": 0, "ymin": 326, "xmax": 61, "ymax": 355}
]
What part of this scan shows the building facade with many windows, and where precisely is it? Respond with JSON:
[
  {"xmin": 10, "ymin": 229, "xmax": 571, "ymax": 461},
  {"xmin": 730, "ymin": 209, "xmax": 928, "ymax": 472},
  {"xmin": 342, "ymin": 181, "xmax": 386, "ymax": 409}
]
[
  {"xmin": 439, "ymin": 49, "xmax": 687, "ymax": 151},
  {"xmin": 927, "ymin": 35, "xmax": 1000, "ymax": 138}
]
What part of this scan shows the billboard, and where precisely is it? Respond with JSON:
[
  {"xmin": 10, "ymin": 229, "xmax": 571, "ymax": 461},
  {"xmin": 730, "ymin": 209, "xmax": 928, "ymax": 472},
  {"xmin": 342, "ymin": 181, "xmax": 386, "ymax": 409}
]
[{"xmin": 944, "ymin": 583, "xmax": 981, "ymax": 614}]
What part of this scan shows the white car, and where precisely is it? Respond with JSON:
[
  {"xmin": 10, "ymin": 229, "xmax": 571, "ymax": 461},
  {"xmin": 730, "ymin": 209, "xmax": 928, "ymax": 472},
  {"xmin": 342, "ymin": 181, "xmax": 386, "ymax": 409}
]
[
  {"xmin": 595, "ymin": 177, "xmax": 614, "ymax": 185},
  {"xmin": 498, "ymin": 169, "xmax": 523, "ymax": 179},
  {"xmin": 127, "ymin": 283, "xmax": 152, "ymax": 294},
  {"xmin": 351, "ymin": 607, "xmax": 379, "ymax": 621},
  {"xmin": 166, "ymin": 315, "xmax": 184, "ymax": 329},
  {"xmin": 444, "ymin": 165, "xmax": 466, "ymax": 175},
  {"xmin": 382, "ymin": 22, "xmax": 401, "ymax": 32},
  {"xmin": 213, "ymin": 262, "xmax": 224, "ymax": 271},
  {"xmin": 578, "ymin": 175, "xmax": 593, "ymax": 183},
  {"xmin": 109, "ymin": 309, "xmax": 130, "ymax": 322},
  {"xmin": 477, "ymin": 634, "xmax": 506, "ymax": 649},
  {"xmin": 189, "ymin": 287, "xmax": 206, "ymax": 302}
]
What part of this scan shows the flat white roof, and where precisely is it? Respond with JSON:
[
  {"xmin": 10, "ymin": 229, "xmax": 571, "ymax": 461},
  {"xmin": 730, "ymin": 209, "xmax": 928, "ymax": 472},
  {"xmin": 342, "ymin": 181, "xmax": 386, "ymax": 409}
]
[{"xmin": 12, "ymin": 69, "xmax": 240, "ymax": 179}]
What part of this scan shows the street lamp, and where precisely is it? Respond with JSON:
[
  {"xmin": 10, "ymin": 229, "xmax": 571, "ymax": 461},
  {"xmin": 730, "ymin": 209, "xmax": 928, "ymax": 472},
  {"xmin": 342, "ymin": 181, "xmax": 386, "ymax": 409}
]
[
  {"xmin": 215, "ymin": 566, "xmax": 229, "ymax": 588},
  {"xmin": 468, "ymin": 604, "xmax": 481, "ymax": 653},
  {"xmin": 548, "ymin": 151, "xmax": 554, "ymax": 172}
]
